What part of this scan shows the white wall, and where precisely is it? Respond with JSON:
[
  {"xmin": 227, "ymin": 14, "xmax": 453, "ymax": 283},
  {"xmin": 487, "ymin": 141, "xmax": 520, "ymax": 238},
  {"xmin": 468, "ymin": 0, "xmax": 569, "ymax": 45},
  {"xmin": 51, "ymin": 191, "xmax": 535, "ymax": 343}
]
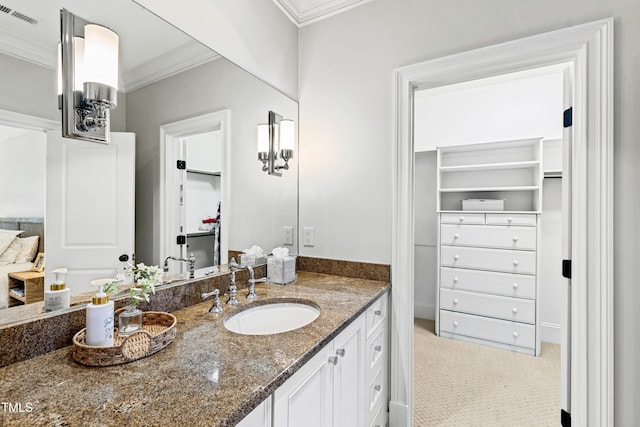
[
  {"xmin": 298, "ymin": 0, "xmax": 640, "ymax": 422},
  {"xmin": 134, "ymin": 0, "xmax": 299, "ymax": 100},
  {"xmin": 0, "ymin": 130, "xmax": 46, "ymax": 217}
]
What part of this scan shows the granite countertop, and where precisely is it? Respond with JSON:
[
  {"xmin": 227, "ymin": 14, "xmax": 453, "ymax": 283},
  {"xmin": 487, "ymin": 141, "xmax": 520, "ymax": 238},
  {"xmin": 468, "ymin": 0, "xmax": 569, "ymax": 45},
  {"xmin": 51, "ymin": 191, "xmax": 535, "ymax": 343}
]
[{"xmin": 0, "ymin": 272, "xmax": 389, "ymax": 426}]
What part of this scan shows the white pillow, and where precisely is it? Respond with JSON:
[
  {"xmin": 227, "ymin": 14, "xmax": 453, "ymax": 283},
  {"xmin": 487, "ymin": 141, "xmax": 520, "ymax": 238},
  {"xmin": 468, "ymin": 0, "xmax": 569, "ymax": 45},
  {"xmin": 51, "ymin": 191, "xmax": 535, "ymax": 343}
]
[
  {"xmin": 15, "ymin": 236, "xmax": 40, "ymax": 263},
  {"xmin": 0, "ymin": 229, "xmax": 23, "ymax": 255},
  {"xmin": 0, "ymin": 237, "xmax": 21, "ymax": 263}
]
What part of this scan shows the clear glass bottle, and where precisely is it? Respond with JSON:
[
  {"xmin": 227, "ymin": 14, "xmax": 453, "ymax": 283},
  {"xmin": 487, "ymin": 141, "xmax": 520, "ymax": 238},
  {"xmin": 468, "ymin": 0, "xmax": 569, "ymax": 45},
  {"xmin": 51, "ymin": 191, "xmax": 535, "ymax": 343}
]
[{"xmin": 118, "ymin": 305, "xmax": 143, "ymax": 336}]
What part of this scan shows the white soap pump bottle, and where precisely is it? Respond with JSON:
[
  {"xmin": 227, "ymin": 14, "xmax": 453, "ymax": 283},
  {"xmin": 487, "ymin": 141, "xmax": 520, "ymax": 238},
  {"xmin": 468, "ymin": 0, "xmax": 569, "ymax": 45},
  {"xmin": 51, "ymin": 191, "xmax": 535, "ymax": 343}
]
[
  {"xmin": 85, "ymin": 279, "xmax": 115, "ymax": 347},
  {"xmin": 44, "ymin": 268, "xmax": 70, "ymax": 312}
]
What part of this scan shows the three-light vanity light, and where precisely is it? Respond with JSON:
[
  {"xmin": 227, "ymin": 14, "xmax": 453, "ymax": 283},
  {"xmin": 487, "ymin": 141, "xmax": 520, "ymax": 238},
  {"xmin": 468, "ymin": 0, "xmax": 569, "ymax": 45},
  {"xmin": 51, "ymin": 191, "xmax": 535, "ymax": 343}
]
[{"xmin": 58, "ymin": 9, "xmax": 119, "ymax": 144}]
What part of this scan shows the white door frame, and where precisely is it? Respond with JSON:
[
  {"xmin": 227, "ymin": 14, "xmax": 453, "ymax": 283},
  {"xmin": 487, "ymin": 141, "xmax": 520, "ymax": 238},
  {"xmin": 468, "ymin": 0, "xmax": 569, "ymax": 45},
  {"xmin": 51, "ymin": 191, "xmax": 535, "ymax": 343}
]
[
  {"xmin": 0, "ymin": 109, "xmax": 59, "ymax": 132},
  {"xmin": 159, "ymin": 110, "xmax": 231, "ymax": 267},
  {"xmin": 391, "ymin": 19, "xmax": 613, "ymax": 427}
]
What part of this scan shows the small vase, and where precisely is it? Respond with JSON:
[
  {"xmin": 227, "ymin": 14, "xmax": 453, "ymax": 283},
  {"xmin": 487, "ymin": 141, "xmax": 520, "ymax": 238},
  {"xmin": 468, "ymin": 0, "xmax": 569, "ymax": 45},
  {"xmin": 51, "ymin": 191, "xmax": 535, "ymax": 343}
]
[{"xmin": 118, "ymin": 306, "xmax": 143, "ymax": 337}]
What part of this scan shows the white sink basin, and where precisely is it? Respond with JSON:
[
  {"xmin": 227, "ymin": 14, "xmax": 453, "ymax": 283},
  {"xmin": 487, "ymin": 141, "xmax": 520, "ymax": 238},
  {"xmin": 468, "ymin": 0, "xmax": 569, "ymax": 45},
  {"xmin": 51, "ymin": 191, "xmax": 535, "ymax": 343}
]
[{"xmin": 223, "ymin": 300, "xmax": 320, "ymax": 335}]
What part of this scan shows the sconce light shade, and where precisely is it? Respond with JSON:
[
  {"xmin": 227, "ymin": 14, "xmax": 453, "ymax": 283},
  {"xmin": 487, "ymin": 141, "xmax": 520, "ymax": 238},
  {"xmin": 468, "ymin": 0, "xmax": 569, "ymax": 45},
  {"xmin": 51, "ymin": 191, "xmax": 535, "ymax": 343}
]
[
  {"xmin": 57, "ymin": 37, "xmax": 84, "ymax": 95},
  {"xmin": 279, "ymin": 119, "xmax": 295, "ymax": 151},
  {"xmin": 83, "ymin": 24, "xmax": 119, "ymax": 90},
  {"xmin": 257, "ymin": 124, "xmax": 269, "ymax": 153}
]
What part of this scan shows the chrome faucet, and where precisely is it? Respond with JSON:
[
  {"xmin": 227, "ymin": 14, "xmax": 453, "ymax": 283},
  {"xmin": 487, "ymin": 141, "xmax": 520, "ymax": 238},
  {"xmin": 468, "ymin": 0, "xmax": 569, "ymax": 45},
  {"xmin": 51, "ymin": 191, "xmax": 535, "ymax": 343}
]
[
  {"xmin": 202, "ymin": 289, "xmax": 223, "ymax": 313},
  {"xmin": 229, "ymin": 257, "xmax": 267, "ymax": 301},
  {"xmin": 163, "ymin": 254, "xmax": 196, "ymax": 279}
]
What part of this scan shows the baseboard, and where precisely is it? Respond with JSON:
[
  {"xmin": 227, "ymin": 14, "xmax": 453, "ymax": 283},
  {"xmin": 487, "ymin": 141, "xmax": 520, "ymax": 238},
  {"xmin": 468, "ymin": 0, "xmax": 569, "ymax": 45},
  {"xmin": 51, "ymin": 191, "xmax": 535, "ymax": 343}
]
[
  {"xmin": 389, "ymin": 400, "xmax": 409, "ymax": 427},
  {"xmin": 414, "ymin": 302, "xmax": 435, "ymax": 320},
  {"xmin": 540, "ymin": 321, "xmax": 561, "ymax": 345}
]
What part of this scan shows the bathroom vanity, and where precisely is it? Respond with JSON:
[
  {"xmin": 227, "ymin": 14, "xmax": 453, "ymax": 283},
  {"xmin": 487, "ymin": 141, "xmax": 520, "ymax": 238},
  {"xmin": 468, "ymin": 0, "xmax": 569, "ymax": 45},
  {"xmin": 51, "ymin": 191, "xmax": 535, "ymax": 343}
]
[{"xmin": 0, "ymin": 271, "xmax": 389, "ymax": 426}]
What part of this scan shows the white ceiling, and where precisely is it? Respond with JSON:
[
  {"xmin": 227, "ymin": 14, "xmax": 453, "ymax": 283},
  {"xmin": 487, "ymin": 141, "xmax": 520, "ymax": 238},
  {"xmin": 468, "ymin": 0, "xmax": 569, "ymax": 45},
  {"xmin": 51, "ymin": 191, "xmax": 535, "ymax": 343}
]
[
  {"xmin": 0, "ymin": 0, "xmax": 218, "ymax": 92},
  {"xmin": 272, "ymin": 0, "xmax": 374, "ymax": 26}
]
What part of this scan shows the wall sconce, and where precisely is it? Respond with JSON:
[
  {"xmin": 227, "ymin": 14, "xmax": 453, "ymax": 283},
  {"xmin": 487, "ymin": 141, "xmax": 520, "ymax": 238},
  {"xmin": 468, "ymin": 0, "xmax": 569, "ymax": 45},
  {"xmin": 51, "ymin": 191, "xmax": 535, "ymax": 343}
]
[
  {"xmin": 257, "ymin": 111, "xmax": 295, "ymax": 176},
  {"xmin": 59, "ymin": 9, "xmax": 119, "ymax": 144}
]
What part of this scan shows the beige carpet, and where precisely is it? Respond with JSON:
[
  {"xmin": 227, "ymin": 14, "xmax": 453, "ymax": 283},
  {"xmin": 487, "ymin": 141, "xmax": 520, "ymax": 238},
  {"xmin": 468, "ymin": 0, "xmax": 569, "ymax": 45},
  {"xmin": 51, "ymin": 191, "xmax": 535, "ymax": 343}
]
[{"xmin": 413, "ymin": 318, "xmax": 560, "ymax": 427}]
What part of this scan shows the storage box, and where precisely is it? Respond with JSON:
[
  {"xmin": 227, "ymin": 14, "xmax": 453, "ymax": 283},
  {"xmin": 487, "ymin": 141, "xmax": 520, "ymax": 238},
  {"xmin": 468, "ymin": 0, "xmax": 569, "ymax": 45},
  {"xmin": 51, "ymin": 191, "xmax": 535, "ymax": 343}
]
[
  {"xmin": 239, "ymin": 254, "xmax": 267, "ymax": 266},
  {"xmin": 267, "ymin": 256, "xmax": 297, "ymax": 285},
  {"xmin": 461, "ymin": 199, "xmax": 504, "ymax": 211}
]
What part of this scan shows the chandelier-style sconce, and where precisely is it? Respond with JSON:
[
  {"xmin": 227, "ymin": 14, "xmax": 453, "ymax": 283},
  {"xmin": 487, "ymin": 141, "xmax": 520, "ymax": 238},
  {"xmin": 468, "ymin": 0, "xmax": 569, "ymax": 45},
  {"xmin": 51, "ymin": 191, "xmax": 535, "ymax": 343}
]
[
  {"xmin": 58, "ymin": 9, "xmax": 119, "ymax": 144},
  {"xmin": 258, "ymin": 111, "xmax": 295, "ymax": 176}
]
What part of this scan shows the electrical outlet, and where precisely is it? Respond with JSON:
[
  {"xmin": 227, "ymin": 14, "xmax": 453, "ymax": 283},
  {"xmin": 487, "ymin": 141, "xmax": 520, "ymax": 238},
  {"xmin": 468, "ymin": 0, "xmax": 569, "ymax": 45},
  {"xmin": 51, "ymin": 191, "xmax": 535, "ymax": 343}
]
[
  {"xmin": 303, "ymin": 227, "xmax": 314, "ymax": 247},
  {"xmin": 283, "ymin": 226, "xmax": 294, "ymax": 245}
]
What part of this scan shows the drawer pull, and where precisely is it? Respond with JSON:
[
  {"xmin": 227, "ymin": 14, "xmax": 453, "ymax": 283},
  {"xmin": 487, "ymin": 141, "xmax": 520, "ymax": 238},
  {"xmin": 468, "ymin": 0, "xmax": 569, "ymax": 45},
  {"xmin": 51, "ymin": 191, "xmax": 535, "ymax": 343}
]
[
  {"xmin": 513, "ymin": 260, "xmax": 519, "ymax": 266},
  {"xmin": 512, "ymin": 236, "xmax": 519, "ymax": 242},
  {"xmin": 508, "ymin": 217, "xmax": 513, "ymax": 223},
  {"xmin": 374, "ymin": 385, "xmax": 382, "ymax": 391},
  {"xmin": 459, "ymin": 216, "xmax": 465, "ymax": 222},
  {"xmin": 453, "ymin": 277, "xmax": 459, "ymax": 283},
  {"xmin": 336, "ymin": 348, "xmax": 346, "ymax": 357},
  {"xmin": 374, "ymin": 310, "xmax": 382, "ymax": 316},
  {"xmin": 513, "ymin": 283, "xmax": 519, "ymax": 289},
  {"xmin": 453, "ymin": 321, "xmax": 459, "ymax": 327},
  {"xmin": 453, "ymin": 298, "xmax": 459, "ymax": 305},
  {"xmin": 328, "ymin": 356, "xmax": 338, "ymax": 365},
  {"xmin": 513, "ymin": 332, "xmax": 519, "ymax": 338},
  {"xmin": 374, "ymin": 345, "xmax": 382, "ymax": 352},
  {"xmin": 453, "ymin": 233, "xmax": 459, "ymax": 239},
  {"xmin": 454, "ymin": 255, "xmax": 460, "ymax": 261},
  {"xmin": 512, "ymin": 308, "xmax": 518, "ymax": 314}
]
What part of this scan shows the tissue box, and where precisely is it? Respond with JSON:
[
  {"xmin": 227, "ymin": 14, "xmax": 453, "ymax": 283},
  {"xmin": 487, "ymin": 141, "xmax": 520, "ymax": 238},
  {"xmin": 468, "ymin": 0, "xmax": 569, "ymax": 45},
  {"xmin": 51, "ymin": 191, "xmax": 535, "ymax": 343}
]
[
  {"xmin": 239, "ymin": 254, "xmax": 267, "ymax": 266},
  {"xmin": 267, "ymin": 256, "xmax": 297, "ymax": 285}
]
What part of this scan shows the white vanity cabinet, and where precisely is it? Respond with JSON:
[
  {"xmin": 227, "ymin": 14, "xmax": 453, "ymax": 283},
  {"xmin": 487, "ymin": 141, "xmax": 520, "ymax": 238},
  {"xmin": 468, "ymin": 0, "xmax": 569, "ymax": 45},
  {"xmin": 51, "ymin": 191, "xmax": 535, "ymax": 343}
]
[
  {"xmin": 236, "ymin": 398, "xmax": 272, "ymax": 427},
  {"xmin": 436, "ymin": 139, "xmax": 542, "ymax": 356},
  {"xmin": 272, "ymin": 291, "xmax": 389, "ymax": 427}
]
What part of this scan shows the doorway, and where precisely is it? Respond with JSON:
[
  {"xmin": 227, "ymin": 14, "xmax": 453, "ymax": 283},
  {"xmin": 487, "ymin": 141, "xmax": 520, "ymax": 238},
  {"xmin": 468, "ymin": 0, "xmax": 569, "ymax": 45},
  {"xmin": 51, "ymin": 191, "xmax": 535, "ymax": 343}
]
[
  {"xmin": 390, "ymin": 19, "xmax": 614, "ymax": 427},
  {"xmin": 411, "ymin": 64, "xmax": 568, "ymax": 425}
]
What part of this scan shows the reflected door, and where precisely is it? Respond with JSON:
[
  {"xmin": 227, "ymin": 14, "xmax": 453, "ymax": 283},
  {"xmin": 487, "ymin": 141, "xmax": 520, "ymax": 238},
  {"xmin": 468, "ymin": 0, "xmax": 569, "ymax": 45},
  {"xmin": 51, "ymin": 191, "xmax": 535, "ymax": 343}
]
[{"xmin": 45, "ymin": 131, "xmax": 135, "ymax": 296}]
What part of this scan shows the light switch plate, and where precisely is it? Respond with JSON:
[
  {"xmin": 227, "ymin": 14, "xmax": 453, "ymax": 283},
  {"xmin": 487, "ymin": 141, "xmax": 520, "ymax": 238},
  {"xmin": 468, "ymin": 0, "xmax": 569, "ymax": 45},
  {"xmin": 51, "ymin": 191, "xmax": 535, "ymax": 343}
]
[
  {"xmin": 303, "ymin": 227, "xmax": 314, "ymax": 247},
  {"xmin": 283, "ymin": 226, "xmax": 294, "ymax": 245}
]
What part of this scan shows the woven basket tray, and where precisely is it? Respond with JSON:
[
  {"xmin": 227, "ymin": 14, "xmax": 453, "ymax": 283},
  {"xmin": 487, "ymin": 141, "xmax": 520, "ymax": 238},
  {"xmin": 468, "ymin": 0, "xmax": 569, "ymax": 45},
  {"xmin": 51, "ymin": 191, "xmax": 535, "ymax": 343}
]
[{"xmin": 71, "ymin": 311, "xmax": 177, "ymax": 367}]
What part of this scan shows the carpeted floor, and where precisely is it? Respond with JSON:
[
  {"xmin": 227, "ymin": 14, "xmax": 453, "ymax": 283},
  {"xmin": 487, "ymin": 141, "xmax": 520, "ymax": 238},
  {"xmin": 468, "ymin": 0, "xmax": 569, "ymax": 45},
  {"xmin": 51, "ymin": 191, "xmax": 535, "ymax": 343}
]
[{"xmin": 413, "ymin": 318, "xmax": 560, "ymax": 427}]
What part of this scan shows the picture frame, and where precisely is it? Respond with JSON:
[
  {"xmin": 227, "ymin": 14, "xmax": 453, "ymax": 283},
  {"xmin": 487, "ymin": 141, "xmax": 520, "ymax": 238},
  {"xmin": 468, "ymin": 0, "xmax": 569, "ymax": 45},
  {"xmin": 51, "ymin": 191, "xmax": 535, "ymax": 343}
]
[{"xmin": 31, "ymin": 252, "xmax": 45, "ymax": 272}]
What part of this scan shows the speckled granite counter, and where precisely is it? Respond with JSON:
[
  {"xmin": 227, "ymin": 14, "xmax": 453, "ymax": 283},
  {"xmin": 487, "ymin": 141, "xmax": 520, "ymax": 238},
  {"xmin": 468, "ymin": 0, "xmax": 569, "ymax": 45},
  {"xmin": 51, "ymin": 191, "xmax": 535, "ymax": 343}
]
[{"xmin": 0, "ymin": 272, "xmax": 389, "ymax": 426}]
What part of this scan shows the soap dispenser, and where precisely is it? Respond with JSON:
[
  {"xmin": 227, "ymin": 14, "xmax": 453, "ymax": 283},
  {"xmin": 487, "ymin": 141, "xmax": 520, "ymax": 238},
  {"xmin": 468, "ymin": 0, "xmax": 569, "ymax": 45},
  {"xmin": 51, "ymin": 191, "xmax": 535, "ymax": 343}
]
[
  {"xmin": 85, "ymin": 279, "xmax": 115, "ymax": 347},
  {"xmin": 44, "ymin": 268, "xmax": 70, "ymax": 312}
]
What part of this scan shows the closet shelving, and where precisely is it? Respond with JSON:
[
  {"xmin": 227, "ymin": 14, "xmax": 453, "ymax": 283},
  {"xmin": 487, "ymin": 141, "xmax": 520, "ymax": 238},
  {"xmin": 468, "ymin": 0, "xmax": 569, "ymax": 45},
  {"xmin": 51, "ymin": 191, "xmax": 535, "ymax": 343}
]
[{"xmin": 437, "ymin": 138, "xmax": 543, "ymax": 213}]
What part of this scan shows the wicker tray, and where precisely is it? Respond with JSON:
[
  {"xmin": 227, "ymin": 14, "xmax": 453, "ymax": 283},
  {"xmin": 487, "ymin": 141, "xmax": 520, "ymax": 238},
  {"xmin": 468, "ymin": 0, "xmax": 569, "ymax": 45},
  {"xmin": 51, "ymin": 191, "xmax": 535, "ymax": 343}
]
[{"xmin": 71, "ymin": 311, "xmax": 177, "ymax": 366}]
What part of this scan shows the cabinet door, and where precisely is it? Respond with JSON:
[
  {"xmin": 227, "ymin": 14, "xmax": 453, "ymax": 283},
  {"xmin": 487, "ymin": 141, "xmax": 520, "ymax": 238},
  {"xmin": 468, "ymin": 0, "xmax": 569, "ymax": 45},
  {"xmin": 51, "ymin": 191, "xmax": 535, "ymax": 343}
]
[
  {"xmin": 273, "ymin": 344, "xmax": 335, "ymax": 427},
  {"xmin": 236, "ymin": 398, "xmax": 272, "ymax": 427},
  {"xmin": 333, "ymin": 315, "xmax": 365, "ymax": 427}
]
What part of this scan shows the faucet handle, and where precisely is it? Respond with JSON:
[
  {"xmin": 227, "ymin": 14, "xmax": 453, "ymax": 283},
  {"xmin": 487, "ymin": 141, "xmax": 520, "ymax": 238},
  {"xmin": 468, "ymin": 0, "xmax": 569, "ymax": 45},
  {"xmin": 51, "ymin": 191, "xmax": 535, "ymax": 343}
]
[
  {"xmin": 248, "ymin": 277, "xmax": 267, "ymax": 285},
  {"xmin": 202, "ymin": 289, "xmax": 223, "ymax": 313},
  {"xmin": 202, "ymin": 289, "xmax": 219, "ymax": 300}
]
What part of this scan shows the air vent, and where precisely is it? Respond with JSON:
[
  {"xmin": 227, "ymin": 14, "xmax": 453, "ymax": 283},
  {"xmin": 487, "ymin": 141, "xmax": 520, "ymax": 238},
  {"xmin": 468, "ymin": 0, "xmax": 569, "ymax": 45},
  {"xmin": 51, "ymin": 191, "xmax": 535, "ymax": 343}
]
[
  {"xmin": 0, "ymin": 5, "xmax": 11, "ymax": 14},
  {"xmin": 11, "ymin": 11, "xmax": 38, "ymax": 25}
]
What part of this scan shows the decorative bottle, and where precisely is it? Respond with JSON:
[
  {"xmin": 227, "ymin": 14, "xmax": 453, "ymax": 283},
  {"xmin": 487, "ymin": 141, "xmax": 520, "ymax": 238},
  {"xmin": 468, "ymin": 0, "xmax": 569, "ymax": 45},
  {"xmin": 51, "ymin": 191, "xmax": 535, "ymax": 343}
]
[{"xmin": 85, "ymin": 279, "xmax": 115, "ymax": 346}]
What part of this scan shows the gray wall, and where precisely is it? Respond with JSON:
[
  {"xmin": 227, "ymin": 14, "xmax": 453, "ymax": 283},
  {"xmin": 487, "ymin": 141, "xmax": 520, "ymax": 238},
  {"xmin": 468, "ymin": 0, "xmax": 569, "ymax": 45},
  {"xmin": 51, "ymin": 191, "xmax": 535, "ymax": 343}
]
[{"xmin": 298, "ymin": 0, "xmax": 640, "ymax": 423}]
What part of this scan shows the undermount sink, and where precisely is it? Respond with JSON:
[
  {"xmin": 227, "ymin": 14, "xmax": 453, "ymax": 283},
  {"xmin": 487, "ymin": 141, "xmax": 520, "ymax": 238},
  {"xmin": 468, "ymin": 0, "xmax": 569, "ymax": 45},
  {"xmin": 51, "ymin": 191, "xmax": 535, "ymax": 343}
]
[{"xmin": 223, "ymin": 299, "xmax": 320, "ymax": 335}]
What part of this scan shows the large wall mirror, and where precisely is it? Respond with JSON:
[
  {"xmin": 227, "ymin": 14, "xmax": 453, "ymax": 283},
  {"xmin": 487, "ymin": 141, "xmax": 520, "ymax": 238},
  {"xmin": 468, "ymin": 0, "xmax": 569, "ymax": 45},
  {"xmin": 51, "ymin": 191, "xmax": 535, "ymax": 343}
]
[{"xmin": 0, "ymin": 0, "xmax": 298, "ymax": 326}]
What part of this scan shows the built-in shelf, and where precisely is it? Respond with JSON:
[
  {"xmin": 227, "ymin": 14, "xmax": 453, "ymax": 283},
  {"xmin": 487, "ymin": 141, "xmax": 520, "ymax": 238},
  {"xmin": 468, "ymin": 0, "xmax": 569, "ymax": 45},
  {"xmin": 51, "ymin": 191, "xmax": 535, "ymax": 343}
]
[
  {"xmin": 187, "ymin": 231, "xmax": 216, "ymax": 237},
  {"xmin": 440, "ymin": 186, "xmax": 539, "ymax": 193},
  {"xmin": 187, "ymin": 169, "xmax": 220, "ymax": 177},
  {"xmin": 440, "ymin": 160, "xmax": 539, "ymax": 173}
]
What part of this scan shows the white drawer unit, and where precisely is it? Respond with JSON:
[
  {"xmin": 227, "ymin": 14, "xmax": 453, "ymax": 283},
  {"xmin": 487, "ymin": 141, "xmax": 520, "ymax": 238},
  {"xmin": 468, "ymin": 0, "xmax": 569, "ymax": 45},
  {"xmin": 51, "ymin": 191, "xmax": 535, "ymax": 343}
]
[
  {"xmin": 365, "ymin": 326, "xmax": 387, "ymax": 385},
  {"xmin": 365, "ymin": 292, "xmax": 388, "ymax": 338},
  {"xmin": 441, "ymin": 224, "xmax": 537, "ymax": 250},
  {"xmin": 440, "ymin": 267, "xmax": 536, "ymax": 299},
  {"xmin": 440, "ymin": 310, "xmax": 536, "ymax": 351},
  {"xmin": 436, "ymin": 139, "xmax": 542, "ymax": 355},
  {"xmin": 440, "ymin": 245, "xmax": 537, "ymax": 275},
  {"xmin": 440, "ymin": 288, "xmax": 535, "ymax": 324}
]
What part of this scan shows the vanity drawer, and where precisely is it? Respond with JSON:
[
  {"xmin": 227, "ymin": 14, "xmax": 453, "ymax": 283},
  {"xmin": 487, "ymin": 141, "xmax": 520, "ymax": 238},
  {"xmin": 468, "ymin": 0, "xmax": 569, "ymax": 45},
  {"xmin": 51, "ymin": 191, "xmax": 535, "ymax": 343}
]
[
  {"xmin": 440, "ymin": 224, "xmax": 536, "ymax": 250},
  {"xmin": 366, "ymin": 366, "xmax": 387, "ymax": 424},
  {"xmin": 440, "ymin": 310, "xmax": 535, "ymax": 349},
  {"xmin": 440, "ymin": 288, "xmax": 535, "ymax": 324},
  {"xmin": 366, "ymin": 326, "xmax": 387, "ymax": 384},
  {"xmin": 485, "ymin": 213, "xmax": 537, "ymax": 227},
  {"xmin": 440, "ymin": 267, "xmax": 536, "ymax": 299},
  {"xmin": 440, "ymin": 245, "xmax": 537, "ymax": 275},
  {"xmin": 366, "ymin": 292, "xmax": 388, "ymax": 338},
  {"xmin": 440, "ymin": 213, "xmax": 484, "ymax": 225}
]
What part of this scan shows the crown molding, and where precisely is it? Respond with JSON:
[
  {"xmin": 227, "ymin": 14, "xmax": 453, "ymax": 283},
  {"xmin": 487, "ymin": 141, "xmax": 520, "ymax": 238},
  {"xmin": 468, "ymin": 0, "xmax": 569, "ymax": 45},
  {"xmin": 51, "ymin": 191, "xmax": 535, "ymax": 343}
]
[
  {"xmin": 272, "ymin": 0, "xmax": 374, "ymax": 27},
  {"xmin": 0, "ymin": 27, "xmax": 55, "ymax": 69}
]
